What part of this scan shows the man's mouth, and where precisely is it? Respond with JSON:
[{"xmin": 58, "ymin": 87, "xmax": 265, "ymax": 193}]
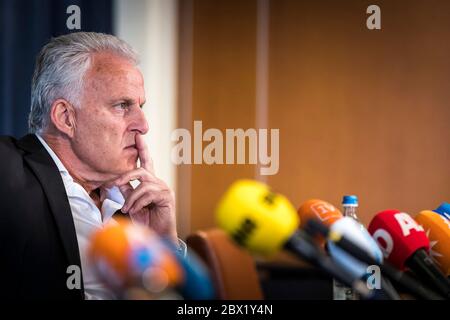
[{"xmin": 125, "ymin": 144, "xmax": 136, "ymax": 149}]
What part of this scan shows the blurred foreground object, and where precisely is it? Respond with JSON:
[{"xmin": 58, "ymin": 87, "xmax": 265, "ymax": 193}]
[{"xmin": 89, "ymin": 218, "xmax": 215, "ymax": 299}]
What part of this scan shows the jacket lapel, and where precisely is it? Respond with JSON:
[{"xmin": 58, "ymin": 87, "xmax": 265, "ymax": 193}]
[{"xmin": 17, "ymin": 134, "xmax": 84, "ymax": 295}]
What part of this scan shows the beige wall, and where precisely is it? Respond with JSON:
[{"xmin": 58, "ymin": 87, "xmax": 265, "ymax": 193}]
[
  {"xmin": 115, "ymin": 0, "xmax": 178, "ymax": 192},
  {"xmin": 177, "ymin": 0, "xmax": 450, "ymax": 238}
]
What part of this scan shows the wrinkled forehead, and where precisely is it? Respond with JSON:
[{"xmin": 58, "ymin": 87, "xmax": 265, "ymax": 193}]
[{"xmin": 83, "ymin": 52, "xmax": 145, "ymax": 99}]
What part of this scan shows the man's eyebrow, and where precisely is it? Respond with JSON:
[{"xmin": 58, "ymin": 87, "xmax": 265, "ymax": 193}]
[
  {"xmin": 109, "ymin": 97, "xmax": 137, "ymax": 105},
  {"xmin": 109, "ymin": 97, "xmax": 146, "ymax": 108}
]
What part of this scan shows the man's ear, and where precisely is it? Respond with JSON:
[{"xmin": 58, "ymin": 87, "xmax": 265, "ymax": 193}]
[{"xmin": 49, "ymin": 99, "xmax": 77, "ymax": 137}]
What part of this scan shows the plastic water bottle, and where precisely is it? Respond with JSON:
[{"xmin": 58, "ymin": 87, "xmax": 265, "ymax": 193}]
[
  {"xmin": 332, "ymin": 195, "xmax": 361, "ymax": 300},
  {"xmin": 342, "ymin": 195, "xmax": 362, "ymax": 225}
]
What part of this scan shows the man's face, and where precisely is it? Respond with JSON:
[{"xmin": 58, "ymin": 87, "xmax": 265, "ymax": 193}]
[{"xmin": 71, "ymin": 52, "xmax": 148, "ymax": 180}]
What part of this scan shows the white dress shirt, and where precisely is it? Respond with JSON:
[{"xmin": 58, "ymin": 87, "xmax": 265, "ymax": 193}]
[{"xmin": 35, "ymin": 134, "xmax": 184, "ymax": 300}]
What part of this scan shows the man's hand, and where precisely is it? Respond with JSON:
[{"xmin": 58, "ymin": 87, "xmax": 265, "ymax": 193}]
[{"xmin": 106, "ymin": 134, "xmax": 177, "ymax": 243}]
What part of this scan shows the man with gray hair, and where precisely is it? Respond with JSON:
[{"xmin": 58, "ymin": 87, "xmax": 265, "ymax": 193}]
[{"xmin": 0, "ymin": 32, "xmax": 181, "ymax": 299}]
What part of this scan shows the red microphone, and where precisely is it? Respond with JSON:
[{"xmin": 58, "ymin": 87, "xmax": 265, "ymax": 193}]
[{"xmin": 368, "ymin": 210, "xmax": 450, "ymax": 298}]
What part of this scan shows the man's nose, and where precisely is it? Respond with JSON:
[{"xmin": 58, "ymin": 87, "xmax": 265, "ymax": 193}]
[{"xmin": 130, "ymin": 107, "xmax": 149, "ymax": 134}]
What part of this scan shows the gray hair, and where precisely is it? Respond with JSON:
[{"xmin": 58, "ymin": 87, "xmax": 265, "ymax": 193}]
[{"xmin": 28, "ymin": 32, "xmax": 139, "ymax": 133}]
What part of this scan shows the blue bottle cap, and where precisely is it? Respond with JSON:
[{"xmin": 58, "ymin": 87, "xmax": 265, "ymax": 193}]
[
  {"xmin": 342, "ymin": 195, "xmax": 358, "ymax": 206},
  {"xmin": 434, "ymin": 202, "xmax": 450, "ymax": 220}
]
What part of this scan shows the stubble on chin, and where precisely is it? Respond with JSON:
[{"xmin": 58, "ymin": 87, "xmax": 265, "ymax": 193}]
[
  {"xmin": 124, "ymin": 156, "xmax": 139, "ymax": 172},
  {"xmin": 105, "ymin": 157, "xmax": 138, "ymax": 179}
]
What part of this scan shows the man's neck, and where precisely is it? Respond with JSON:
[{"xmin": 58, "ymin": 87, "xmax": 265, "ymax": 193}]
[
  {"xmin": 41, "ymin": 132, "xmax": 104, "ymax": 194},
  {"xmin": 88, "ymin": 188, "xmax": 103, "ymax": 211}
]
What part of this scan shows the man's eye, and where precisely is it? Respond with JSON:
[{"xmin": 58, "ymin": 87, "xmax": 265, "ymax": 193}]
[{"xmin": 115, "ymin": 102, "xmax": 129, "ymax": 110}]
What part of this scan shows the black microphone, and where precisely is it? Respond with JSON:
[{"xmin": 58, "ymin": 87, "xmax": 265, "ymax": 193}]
[
  {"xmin": 305, "ymin": 218, "xmax": 445, "ymax": 300},
  {"xmin": 215, "ymin": 180, "xmax": 373, "ymax": 299}
]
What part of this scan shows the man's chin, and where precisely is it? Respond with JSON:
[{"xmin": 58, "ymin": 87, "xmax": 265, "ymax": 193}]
[
  {"xmin": 108, "ymin": 162, "xmax": 137, "ymax": 178},
  {"xmin": 124, "ymin": 160, "xmax": 139, "ymax": 172}
]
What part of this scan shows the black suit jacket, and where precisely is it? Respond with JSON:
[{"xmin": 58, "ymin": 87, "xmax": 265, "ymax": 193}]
[{"xmin": 0, "ymin": 134, "xmax": 84, "ymax": 300}]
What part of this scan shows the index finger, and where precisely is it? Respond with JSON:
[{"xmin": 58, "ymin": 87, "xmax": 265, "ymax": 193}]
[{"xmin": 135, "ymin": 134, "xmax": 154, "ymax": 173}]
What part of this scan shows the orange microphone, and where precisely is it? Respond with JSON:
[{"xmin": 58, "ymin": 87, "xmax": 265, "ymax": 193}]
[
  {"xmin": 297, "ymin": 199, "xmax": 343, "ymax": 226},
  {"xmin": 89, "ymin": 218, "xmax": 183, "ymax": 299},
  {"xmin": 297, "ymin": 199, "xmax": 343, "ymax": 246},
  {"xmin": 415, "ymin": 210, "xmax": 450, "ymax": 277}
]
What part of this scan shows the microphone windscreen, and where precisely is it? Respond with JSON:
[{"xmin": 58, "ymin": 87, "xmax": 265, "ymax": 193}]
[
  {"xmin": 297, "ymin": 199, "xmax": 343, "ymax": 228},
  {"xmin": 89, "ymin": 218, "xmax": 183, "ymax": 292},
  {"xmin": 163, "ymin": 242, "xmax": 216, "ymax": 300},
  {"xmin": 215, "ymin": 179, "xmax": 299, "ymax": 256},
  {"xmin": 434, "ymin": 202, "xmax": 450, "ymax": 221},
  {"xmin": 327, "ymin": 217, "xmax": 383, "ymax": 279},
  {"xmin": 415, "ymin": 210, "xmax": 450, "ymax": 276},
  {"xmin": 331, "ymin": 217, "xmax": 384, "ymax": 264},
  {"xmin": 368, "ymin": 210, "xmax": 429, "ymax": 270}
]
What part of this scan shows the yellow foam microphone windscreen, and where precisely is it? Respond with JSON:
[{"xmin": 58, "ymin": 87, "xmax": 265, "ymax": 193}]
[{"xmin": 215, "ymin": 179, "xmax": 299, "ymax": 256}]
